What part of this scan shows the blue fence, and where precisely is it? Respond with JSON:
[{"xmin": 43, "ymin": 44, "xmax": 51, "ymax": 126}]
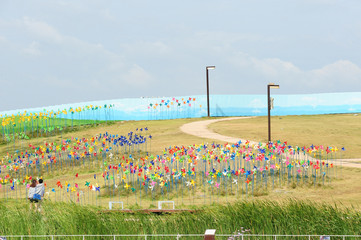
[{"xmin": 1, "ymin": 92, "xmax": 361, "ymax": 120}]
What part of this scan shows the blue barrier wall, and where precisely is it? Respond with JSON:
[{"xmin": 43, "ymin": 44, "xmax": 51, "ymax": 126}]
[{"xmin": 1, "ymin": 92, "xmax": 361, "ymax": 120}]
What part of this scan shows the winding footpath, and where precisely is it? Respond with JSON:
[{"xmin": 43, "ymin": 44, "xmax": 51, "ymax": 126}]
[{"xmin": 180, "ymin": 117, "xmax": 361, "ymax": 169}]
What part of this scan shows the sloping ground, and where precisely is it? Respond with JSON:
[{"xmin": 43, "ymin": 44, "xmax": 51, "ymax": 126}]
[{"xmin": 180, "ymin": 117, "xmax": 361, "ymax": 168}]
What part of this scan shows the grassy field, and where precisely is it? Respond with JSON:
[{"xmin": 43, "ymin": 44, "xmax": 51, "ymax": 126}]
[
  {"xmin": 1, "ymin": 116, "xmax": 361, "ymax": 208},
  {"xmin": 1, "ymin": 200, "xmax": 361, "ymax": 236},
  {"xmin": 1, "ymin": 114, "xmax": 361, "ymax": 236},
  {"xmin": 209, "ymin": 114, "xmax": 361, "ymax": 159}
]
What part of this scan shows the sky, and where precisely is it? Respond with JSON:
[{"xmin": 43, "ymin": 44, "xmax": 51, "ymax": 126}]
[{"xmin": 0, "ymin": 0, "xmax": 360, "ymax": 111}]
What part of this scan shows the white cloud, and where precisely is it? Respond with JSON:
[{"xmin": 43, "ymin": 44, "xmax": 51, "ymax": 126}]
[
  {"xmin": 195, "ymin": 31, "xmax": 265, "ymax": 44},
  {"xmin": 23, "ymin": 41, "xmax": 41, "ymax": 56},
  {"xmin": 231, "ymin": 52, "xmax": 301, "ymax": 76},
  {"xmin": 20, "ymin": 17, "xmax": 120, "ymax": 60},
  {"xmin": 228, "ymin": 52, "xmax": 361, "ymax": 93},
  {"xmin": 303, "ymin": 0, "xmax": 339, "ymax": 4},
  {"xmin": 0, "ymin": 1, "xmax": 360, "ymax": 111},
  {"xmin": 23, "ymin": 17, "xmax": 63, "ymax": 43},
  {"xmin": 310, "ymin": 60, "xmax": 361, "ymax": 84},
  {"xmin": 12, "ymin": 17, "xmax": 155, "ymax": 90},
  {"xmin": 122, "ymin": 64, "xmax": 152, "ymax": 87},
  {"xmin": 121, "ymin": 41, "xmax": 171, "ymax": 56},
  {"xmin": 253, "ymin": 57, "xmax": 301, "ymax": 78},
  {"xmin": 100, "ymin": 9, "xmax": 116, "ymax": 21}
]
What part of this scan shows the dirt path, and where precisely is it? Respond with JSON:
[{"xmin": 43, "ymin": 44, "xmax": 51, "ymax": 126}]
[
  {"xmin": 180, "ymin": 117, "xmax": 361, "ymax": 168},
  {"xmin": 180, "ymin": 117, "xmax": 257, "ymax": 145}
]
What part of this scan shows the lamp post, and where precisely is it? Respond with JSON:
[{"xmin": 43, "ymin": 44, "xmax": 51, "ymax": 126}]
[
  {"xmin": 267, "ymin": 83, "xmax": 279, "ymax": 143},
  {"xmin": 206, "ymin": 66, "xmax": 216, "ymax": 117}
]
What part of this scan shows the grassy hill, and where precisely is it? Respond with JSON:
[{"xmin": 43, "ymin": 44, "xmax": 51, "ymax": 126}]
[{"xmin": 1, "ymin": 114, "xmax": 361, "ymax": 236}]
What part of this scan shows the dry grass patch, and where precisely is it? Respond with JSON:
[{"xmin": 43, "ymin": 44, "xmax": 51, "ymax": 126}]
[{"xmin": 209, "ymin": 114, "xmax": 361, "ymax": 159}]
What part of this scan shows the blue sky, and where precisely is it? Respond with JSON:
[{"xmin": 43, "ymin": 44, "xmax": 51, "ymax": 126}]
[{"xmin": 0, "ymin": 0, "xmax": 360, "ymax": 111}]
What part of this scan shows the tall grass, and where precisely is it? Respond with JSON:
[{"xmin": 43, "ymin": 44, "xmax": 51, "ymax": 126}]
[{"xmin": 0, "ymin": 200, "xmax": 360, "ymax": 236}]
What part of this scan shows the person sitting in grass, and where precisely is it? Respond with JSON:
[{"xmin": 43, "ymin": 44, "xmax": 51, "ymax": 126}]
[
  {"xmin": 34, "ymin": 179, "xmax": 45, "ymax": 212},
  {"xmin": 28, "ymin": 179, "xmax": 38, "ymax": 210}
]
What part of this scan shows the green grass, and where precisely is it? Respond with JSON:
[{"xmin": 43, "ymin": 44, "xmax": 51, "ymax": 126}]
[
  {"xmin": 209, "ymin": 114, "xmax": 361, "ymax": 159},
  {"xmin": 1, "ymin": 200, "xmax": 361, "ymax": 236},
  {"xmin": 1, "ymin": 116, "xmax": 100, "ymax": 133},
  {"xmin": 0, "ymin": 118, "xmax": 114, "ymax": 145}
]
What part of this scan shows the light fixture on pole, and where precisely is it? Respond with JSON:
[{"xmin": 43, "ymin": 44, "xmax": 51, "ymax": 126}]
[
  {"xmin": 267, "ymin": 83, "xmax": 279, "ymax": 143},
  {"xmin": 206, "ymin": 66, "xmax": 216, "ymax": 117}
]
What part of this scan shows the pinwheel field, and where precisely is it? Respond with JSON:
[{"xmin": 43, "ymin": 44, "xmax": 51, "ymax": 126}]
[{"xmin": 1, "ymin": 108, "xmax": 361, "ymax": 236}]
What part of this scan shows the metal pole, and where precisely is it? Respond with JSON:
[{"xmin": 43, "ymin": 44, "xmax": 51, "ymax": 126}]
[
  {"xmin": 206, "ymin": 68, "xmax": 210, "ymax": 117},
  {"xmin": 267, "ymin": 84, "xmax": 271, "ymax": 142}
]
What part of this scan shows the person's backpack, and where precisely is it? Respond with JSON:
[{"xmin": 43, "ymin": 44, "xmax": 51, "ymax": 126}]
[{"xmin": 33, "ymin": 194, "xmax": 41, "ymax": 200}]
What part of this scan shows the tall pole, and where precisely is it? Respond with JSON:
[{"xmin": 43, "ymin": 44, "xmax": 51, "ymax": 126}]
[
  {"xmin": 206, "ymin": 68, "xmax": 210, "ymax": 117},
  {"xmin": 267, "ymin": 85, "xmax": 271, "ymax": 143},
  {"xmin": 206, "ymin": 66, "xmax": 215, "ymax": 118}
]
